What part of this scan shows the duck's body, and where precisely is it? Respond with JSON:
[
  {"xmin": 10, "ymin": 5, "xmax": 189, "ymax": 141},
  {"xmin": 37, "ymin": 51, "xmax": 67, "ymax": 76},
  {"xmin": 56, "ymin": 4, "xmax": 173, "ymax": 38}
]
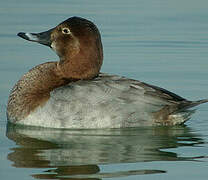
[{"xmin": 7, "ymin": 17, "xmax": 208, "ymax": 129}]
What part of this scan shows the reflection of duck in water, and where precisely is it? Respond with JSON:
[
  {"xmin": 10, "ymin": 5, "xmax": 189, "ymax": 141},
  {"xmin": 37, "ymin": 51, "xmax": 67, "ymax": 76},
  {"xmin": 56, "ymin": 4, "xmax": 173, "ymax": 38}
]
[
  {"xmin": 6, "ymin": 124, "xmax": 204, "ymax": 179},
  {"xmin": 7, "ymin": 17, "xmax": 208, "ymax": 129}
]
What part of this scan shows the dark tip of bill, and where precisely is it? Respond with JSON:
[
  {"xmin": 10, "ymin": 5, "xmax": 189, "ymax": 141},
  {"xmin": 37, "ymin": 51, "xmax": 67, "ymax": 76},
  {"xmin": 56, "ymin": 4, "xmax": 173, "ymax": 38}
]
[{"xmin": 17, "ymin": 32, "xmax": 30, "ymax": 40}]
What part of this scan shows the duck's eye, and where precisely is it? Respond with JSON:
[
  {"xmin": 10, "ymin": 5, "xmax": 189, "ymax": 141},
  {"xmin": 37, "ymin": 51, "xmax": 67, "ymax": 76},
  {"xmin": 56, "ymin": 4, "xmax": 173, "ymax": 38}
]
[{"xmin": 62, "ymin": 28, "xmax": 71, "ymax": 34}]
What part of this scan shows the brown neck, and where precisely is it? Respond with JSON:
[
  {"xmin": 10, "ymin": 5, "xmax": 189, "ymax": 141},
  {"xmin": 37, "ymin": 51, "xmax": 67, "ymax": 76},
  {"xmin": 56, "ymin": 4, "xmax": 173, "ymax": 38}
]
[{"xmin": 57, "ymin": 55, "xmax": 102, "ymax": 80}]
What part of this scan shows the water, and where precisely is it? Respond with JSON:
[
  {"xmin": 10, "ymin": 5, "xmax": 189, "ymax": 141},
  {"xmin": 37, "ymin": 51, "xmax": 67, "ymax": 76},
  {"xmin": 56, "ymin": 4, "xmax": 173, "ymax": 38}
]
[{"xmin": 1, "ymin": 0, "xmax": 208, "ymax": 179}]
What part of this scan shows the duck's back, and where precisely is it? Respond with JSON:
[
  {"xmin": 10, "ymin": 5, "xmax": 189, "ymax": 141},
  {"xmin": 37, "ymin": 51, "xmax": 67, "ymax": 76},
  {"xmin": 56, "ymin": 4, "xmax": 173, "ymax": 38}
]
[{"xmin": 17, "ymin": 73, "xmax": 201, "ymax": 129}]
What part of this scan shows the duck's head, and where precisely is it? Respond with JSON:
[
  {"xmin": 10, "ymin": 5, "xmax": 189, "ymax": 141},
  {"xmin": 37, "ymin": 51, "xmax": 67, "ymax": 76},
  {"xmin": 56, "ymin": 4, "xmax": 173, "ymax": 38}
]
[{"xmin": 18, "ymin": 17, "xmax": 103, "ymax": 79}]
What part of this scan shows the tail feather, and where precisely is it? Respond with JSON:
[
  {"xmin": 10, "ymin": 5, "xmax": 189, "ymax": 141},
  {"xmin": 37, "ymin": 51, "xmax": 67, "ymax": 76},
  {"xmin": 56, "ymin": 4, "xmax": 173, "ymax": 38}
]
[
  {"xmin": 170, "ymin": 99, "xmax": 208, "ymax": 125},
  {"xmin": 155, "ymin": 99, "xmax": 208, "ymax": 125},
  {"xmin": 178, "ymin": 99, "xmax": 208, "ymax": 112}
]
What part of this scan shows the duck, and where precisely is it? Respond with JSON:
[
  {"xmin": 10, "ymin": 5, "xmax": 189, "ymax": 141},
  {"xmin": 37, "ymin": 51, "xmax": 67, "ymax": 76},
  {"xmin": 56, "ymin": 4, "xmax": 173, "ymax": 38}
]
[{"xmin": 7, "ymin": 16, "xmax": 208, "ymax": 129}]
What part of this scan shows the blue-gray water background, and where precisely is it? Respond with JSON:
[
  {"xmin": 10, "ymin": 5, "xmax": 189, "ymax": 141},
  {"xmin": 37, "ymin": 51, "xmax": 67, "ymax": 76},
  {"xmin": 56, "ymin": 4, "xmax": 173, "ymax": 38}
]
[{"xmin": 0, "ymin": 0, "xmax": 208, "ymax": 179}]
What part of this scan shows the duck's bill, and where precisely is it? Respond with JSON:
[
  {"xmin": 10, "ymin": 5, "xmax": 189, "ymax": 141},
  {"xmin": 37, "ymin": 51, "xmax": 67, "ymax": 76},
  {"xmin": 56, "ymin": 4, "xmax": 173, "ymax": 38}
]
[{"xmin": 17, "ymin": 28, "xmax": 54, "ymax": 47}]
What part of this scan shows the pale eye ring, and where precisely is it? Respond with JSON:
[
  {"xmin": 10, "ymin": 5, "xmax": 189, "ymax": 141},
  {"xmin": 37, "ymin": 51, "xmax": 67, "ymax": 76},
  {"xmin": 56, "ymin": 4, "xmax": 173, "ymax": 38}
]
[{"xmin": 62, "ymin": 27, "xmax": 71, "ymax": 34}]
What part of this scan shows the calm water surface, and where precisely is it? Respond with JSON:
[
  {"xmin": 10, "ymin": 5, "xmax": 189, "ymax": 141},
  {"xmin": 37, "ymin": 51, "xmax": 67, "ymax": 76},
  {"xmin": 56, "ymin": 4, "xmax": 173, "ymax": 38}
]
[{"xmin": 1, "ymin": 0, "xmax": 208, "ymax": 179}]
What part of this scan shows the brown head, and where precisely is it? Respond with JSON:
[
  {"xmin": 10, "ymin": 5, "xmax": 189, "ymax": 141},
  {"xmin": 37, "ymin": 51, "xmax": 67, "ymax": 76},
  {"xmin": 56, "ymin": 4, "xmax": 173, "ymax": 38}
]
[{"xmin": 17, "ymin": 17, "xmax": 103, "ymax": 80}]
